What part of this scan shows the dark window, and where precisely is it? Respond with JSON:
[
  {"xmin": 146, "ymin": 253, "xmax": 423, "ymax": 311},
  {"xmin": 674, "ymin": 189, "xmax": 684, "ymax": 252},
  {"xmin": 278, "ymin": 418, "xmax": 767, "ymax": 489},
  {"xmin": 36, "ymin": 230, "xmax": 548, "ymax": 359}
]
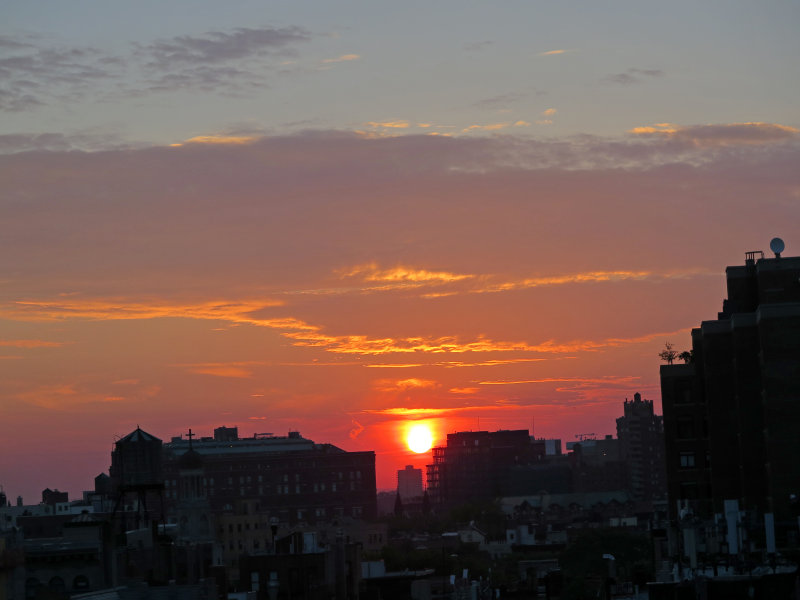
[{"xmin": 679, "ymin": 453, "xmax": 696, "ymax": 468}]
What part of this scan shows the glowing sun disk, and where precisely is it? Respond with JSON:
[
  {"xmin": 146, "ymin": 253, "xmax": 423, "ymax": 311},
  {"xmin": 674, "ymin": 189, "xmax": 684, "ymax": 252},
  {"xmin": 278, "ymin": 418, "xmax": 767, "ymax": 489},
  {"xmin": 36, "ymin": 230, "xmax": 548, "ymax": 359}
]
[{"xmin": 407, "ymin": 423, "xmax": 433, "ymax": 453}]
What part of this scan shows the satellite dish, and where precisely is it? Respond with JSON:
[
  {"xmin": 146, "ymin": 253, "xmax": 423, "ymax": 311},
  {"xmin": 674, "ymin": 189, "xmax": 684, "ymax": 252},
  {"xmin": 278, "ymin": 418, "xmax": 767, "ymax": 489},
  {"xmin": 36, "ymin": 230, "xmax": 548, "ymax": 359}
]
[{"xmin": 770, "ymin": 237, "xmax": 785, "ymax": 257}]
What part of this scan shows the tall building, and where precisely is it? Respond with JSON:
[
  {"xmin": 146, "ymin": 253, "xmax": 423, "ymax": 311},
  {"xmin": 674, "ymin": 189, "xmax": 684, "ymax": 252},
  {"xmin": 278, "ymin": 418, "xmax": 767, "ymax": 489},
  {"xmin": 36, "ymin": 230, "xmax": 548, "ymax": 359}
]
[
  {"xmin": 660, "ymin": 242, "xmax": 800, "ymax": 545},
  {"xmin": 426, "ymin": 430, "xmax": 547, "ymax": 505},
  {"xmin": 616, "ymin": 392, "xmax": 666, "ymax": 502},
  {"xmin": 162, "ymin": 427, "xmax": 377, "ymax": 524},
  {"xmin": 396, "ymin": 465, "xmax": 423, "ymax": 501}
]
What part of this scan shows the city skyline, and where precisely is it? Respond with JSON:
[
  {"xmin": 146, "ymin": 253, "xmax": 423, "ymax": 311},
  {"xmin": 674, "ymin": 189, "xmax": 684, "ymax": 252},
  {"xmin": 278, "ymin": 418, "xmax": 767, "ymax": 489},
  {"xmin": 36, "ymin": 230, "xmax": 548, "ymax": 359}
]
[{"xmin": 2, "ymin": 1, "xmax": 799, "ymax": 502}]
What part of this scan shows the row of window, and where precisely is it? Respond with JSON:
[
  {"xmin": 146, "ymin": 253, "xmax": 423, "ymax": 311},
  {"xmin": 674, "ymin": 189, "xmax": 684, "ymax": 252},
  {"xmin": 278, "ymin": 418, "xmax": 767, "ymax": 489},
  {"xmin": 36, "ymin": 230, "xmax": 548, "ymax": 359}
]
[
  {"xmin": 165, "ymin": 471, "xmax": 363, "ymax": 487},
  {"xmin": 165, "ymin": 480, "xmax": 365, "ymax": 499}
]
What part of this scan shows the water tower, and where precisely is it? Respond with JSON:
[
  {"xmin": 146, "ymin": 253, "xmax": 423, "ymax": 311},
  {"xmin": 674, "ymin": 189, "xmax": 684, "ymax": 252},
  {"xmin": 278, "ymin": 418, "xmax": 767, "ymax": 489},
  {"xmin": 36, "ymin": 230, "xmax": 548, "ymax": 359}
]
[{"xmin": 110, "ymin": 426, "xmax": 165, "ymax": 529}]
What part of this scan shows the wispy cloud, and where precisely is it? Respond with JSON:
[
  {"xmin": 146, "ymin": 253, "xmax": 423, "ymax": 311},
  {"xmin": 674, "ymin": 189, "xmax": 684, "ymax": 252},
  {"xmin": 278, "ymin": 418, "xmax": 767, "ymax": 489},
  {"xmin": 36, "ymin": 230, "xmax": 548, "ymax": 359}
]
[
  {"xmin": 322, "ymin": 53, "xmax": 360, "ymax": 64},
  {"xmin": 338, "ymin": 263, "xmax": 473, "ymax": 285},
  {"xmin": 539, "ymin": 49, "xmax": 570, "ymax": 56},
  {"xmin": 478, "ymin": 375, "xmax": 639, "ymax": 386},
  {"xmin": 629, "ymin": 122, "xmax": 799, "ymax": 147},
  {"xmin": 602, "ymin": 68, "xmax": 664, "ymax": 85},
  {"xmin": 282, "ymin": 328, "xmax": 690, "ymax": 357},
  {"xmin": 373, "ymin": 378, "xmax": 439, "ymax": 392},
  {"xmin": 464, "ymin": 41, "xmax": 493, "ymax": 52},
  {"xmin": 361, "ymin": 402, "xmax": 549, "ymax": 417},
  {"xmin": 364, "ymin": 120, "xmax": 411, "ymax": 129},
  {"xmin": 170, "ymin": 134, "xmax": 259, "ymax": 147},
  {"xmin": 449, "ymin": 387, "xmax": 479, "ymax": 394},
  {"xmin": 349, "ymin": 419, "xmax": 365, "ymax": 439},
  {"xmin": 0, "ymin": 26, "xmax": 313, "ymax": 112},
  {"xmin": 0, "ymin": 339, "xmax": 64, "ymax": 348},
  {"xmin": 0, "ymin": 34, "xmax": 116, "ymax": 111},
  {"xmin": 5, "ymin": 298, "xmax": 285, "ymax": 325},
  {"xmin": 177, "ymin": 361, "xmax": 263, "ymax": 378},
  {"xmin": 463, "ymin": 122, "xmax": 512, "ymax": 132},
  {"xmin": 142, "ymin": 27, "xmax": 311, "ymax": 68}
]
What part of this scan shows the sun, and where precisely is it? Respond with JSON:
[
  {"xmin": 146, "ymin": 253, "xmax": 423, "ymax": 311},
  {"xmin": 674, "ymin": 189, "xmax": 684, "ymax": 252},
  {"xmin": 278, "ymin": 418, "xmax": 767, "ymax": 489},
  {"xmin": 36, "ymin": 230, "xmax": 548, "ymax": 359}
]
[{"xmin": 406, "ymin": 423, "xmax": 433, "ymax": 453}]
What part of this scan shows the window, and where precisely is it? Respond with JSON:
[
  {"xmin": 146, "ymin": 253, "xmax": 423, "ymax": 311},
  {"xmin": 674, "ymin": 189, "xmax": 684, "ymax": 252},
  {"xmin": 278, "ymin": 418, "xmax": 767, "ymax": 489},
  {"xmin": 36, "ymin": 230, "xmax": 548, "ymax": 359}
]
[{"xmin": 679, "ymin": 452, "xmax": 696, "ymax": 468}]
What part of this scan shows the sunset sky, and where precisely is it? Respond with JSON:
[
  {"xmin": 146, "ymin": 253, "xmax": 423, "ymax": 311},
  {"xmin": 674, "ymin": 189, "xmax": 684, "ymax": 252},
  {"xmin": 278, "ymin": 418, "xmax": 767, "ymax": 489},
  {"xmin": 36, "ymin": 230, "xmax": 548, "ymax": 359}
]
[{"xmin": 2, "ymin": 1, "xmax": 799, "ymax": 502}]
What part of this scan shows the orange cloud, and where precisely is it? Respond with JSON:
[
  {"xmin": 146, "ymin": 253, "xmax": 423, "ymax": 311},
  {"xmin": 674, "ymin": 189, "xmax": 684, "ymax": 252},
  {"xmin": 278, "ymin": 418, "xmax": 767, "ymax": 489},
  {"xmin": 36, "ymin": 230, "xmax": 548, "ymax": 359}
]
[
  {"xmin": 322, "ymin": 53, "xmax": 361, "ymax": 63},
  {"xmin": 361, "ymin": 402, "xmax": 543, "ymax": 417},
  {"xmin": 338, "ymin": 263, "xmax": 473, "ymax": 285},
  {"xmin": 364, "ymin": 120, "xmax": 411, "ymax": 129},
  {"xmin": 364, "ymin": 363, "xmax": 426, "ymax": 368},
  {"xmin": 178, "ymin": 362, "xmax": 262, "ymax": 378},
  {"xmin": 542, "ymin": 108, "xmax": 557, "ymax": 117},
  {"xmin": 326, "ymin": 265, "xmax": 712, "ymax": 298},
  {"xmin": 629, "ymin": 122, "xmax": 799, "ymax": 147},
  {"xmin": 349, "ymin": 419, "xmax": 365, "ymax": 439},
  {"xmin": 284, "ymin": 328, "xmax": 690, "ymax": 357},
  {"xmin": 373, "ymin": 378, "xmax": 439, "ymax": 392},
  {"xmin": 449, "ymin": 387, "xmax": 479, "ymax": 394},
  {"xmin": 4, "ymin": 298, "xmax": 287, "ymax": 326},
  {"xmin": 13, "ymin": 381, "xmax": 156, "ymax": 410},
  {"xmin": 478, "ymin": 376, "xmax": 638, "ymax": 386},
  {"xmin": 0, "ymin": 339, "xmax": 64, "ymax": 348},
  {"xmin": 463, "ymin": 122, "xmax": 511, "ymax": 132},
  {"xmin": 480, "ymin": 270, "xmax": 654, "ymax": 292},
  {"xmin": 170, "ymin": 135, "xmax": 259, "ymax": 147}
]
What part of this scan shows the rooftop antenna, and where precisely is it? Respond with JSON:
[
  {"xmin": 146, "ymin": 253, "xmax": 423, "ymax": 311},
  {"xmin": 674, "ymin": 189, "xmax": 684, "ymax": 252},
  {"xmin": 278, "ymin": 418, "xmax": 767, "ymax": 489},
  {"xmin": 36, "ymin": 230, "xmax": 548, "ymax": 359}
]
[{"xmin": 770, "ymin": 237, "xmax": 785, "ymax": 258}]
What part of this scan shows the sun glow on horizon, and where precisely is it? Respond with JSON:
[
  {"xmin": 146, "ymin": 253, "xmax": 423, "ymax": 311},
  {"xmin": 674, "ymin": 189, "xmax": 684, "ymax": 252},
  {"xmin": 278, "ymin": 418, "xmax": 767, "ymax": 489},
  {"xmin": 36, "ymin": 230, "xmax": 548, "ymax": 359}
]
[{"xmin": 406, "ymin": 423, "xmax": 434, "ymax": 454}]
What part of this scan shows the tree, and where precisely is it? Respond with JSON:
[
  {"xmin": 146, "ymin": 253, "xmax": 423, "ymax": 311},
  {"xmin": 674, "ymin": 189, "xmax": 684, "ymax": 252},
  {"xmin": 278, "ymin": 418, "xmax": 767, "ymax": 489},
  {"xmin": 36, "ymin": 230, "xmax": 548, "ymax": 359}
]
[
  {"xmin": 394, "ymin": 492, "xmax": 404, "ymax": 516},
  {"xmin": 658, "ymin": 342, "xmax": 678, "ymax": 365},
  {"xmin": 678, "ymin": 350, "xmax": 693, "ymax": 364}
]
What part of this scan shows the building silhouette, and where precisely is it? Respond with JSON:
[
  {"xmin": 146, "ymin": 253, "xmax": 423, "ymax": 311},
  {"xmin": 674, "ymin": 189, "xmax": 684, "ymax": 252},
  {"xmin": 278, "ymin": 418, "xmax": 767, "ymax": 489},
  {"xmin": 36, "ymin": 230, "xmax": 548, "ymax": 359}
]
[
  {"xmin": 616, "ymin": 392, "xmax": 666, "ymax": 502},
  {"xmin": 660, "ymin": 243, "xmax": 800, "ymax": 547},
  {"xmin": 396, "ymin": 465, "xmax": 423, "ymax": 501},
  {"xmin": 426, "ymin": 430, "xmax": 547, "ymax": 505},
  {"xmin": 162, "ymin": 427, "xmax": 377, "ymax": 523}
]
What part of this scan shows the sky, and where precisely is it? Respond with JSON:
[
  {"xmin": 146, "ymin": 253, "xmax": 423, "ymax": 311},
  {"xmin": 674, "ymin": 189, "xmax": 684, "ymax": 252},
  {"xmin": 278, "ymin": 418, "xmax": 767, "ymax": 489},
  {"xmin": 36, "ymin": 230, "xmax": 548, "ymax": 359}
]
[{"xmin": 1, "ymin": 1, "xmax": 799, "ymax": 502}]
